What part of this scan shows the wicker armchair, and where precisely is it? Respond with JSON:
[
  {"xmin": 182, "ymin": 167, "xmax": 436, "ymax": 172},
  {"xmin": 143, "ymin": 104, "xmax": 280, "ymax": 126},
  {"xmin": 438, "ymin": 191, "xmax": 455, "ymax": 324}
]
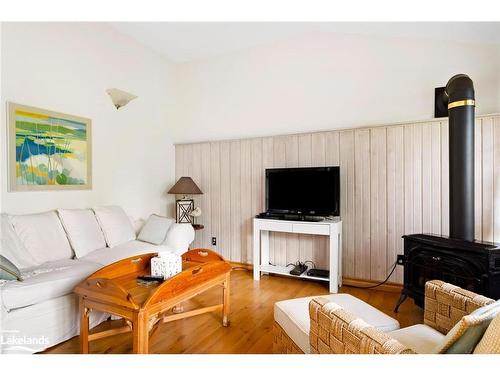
[{"xmin": 308, "ymin": 280, "xmax": 494, "ymax": 354}]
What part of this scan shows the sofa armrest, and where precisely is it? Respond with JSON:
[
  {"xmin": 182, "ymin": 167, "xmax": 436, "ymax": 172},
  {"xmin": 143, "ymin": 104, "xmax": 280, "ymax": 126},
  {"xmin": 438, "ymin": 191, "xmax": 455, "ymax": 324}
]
[
  {"xmin": 424, "ymin": 280, "xmax": 494, "ymax": 334},
  {"xmin": 309, "ymin": 297, "xmax": 414, "ymax": 354}
]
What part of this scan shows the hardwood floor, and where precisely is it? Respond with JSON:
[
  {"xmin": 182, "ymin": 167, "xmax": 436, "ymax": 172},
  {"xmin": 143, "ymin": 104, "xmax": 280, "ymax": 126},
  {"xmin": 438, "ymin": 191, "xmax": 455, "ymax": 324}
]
[{"xmin": 44, "ymin": 270, "xmax": 422, "ymax": 354}]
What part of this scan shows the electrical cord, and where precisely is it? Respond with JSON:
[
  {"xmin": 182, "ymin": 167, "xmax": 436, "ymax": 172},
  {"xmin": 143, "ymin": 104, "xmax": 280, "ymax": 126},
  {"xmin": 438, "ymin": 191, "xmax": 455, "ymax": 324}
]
[{"xmin": 350, "ymin": 261, "xmax": 398, "ymax": 289}]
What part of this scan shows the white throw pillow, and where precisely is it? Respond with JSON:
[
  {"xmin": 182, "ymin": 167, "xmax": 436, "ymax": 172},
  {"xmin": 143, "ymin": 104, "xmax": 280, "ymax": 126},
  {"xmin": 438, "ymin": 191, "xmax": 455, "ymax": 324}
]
[
  {"xmin": 138, "ymin": 214, "xmax": 175, "ymax": 245},
  {"xmin": 57, "ymin": 209, "xmax": 107, "ymax": 258},
  {"xmin": 8, "ymin": 211, "xmax": 74, "ymax": 264},
  {"xmin": 93, "ymin": 206, "xmax": 136, "ymax": 248},
  {"xmin": 0, "ymin": 214, "xmax": 38, "ymax": 269},
  {"xmin": 162, "ymin": 223, "xmax": 195, "ymax": 255}
]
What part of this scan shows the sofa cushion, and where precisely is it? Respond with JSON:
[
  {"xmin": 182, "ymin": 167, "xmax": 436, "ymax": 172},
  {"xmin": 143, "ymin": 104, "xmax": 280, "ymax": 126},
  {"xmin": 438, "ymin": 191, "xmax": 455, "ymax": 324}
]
[
  {"xmin": 82, "ymin": 240, "xmax": 165, "ymax": 266},
  {"xmin": 138, "ymin": 214, "xmax": 175, "ymax": 245},
  {"xmin": 274, "ymin": 293, "xmax": 400, "ymax": 354},
  {"xmin": 162, "ymin": 223, "xmax": 195, "ymax": 255},
  {"xmin": 9, "ymin": 211, "xmax": 73, "ymax": 264},
  {"xmin": 58, "ymin": 208, "xmax": 106, "ymax": 258},
  {"xmin": 0, "ymin": 259, "xmax": 101, "ymax": 310},
  {"xmin": 93, "ymin": 206, "xmax": 135, "ymax": 248},
  {"xmin": 1, "ymin": 214, "xmax": 38, "ymax": 269},
  {"xmin": 389, "ymin": 324, "xmax": 445, "ymax": 354}
]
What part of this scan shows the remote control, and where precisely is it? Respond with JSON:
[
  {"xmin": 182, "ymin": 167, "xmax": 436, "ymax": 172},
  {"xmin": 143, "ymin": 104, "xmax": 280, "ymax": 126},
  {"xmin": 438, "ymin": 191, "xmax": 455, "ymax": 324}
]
[{"xmin": 137, "ymin": 275, "xmax": 164, "ymax": 282}]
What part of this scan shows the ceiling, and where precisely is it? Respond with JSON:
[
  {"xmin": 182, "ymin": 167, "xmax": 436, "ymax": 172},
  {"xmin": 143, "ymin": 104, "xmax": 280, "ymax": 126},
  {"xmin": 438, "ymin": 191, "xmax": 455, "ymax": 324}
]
[{"xmin": 110, "ymin": 22, "xmax": 500, "ymax": 63}]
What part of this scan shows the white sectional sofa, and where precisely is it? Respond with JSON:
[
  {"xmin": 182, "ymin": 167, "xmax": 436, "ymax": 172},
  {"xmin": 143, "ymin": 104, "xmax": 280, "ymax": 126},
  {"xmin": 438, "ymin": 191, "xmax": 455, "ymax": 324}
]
[{"xmin": 0, "ymin": 206, "xmax": 194, "ymax": 353}]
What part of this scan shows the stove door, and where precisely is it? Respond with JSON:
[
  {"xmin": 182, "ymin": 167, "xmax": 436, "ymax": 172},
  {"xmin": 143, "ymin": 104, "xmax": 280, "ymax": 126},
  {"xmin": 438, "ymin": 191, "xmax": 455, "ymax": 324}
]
[{"xmin": 405, "ymin": 246, "xmax": 485, "ymax": 306}]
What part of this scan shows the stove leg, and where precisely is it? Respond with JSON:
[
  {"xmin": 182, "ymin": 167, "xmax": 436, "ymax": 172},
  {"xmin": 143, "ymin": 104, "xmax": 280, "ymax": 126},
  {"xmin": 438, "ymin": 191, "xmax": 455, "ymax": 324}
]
[{"xmin": 394, "ymin": 292, "xmax": 407, "ymax": 313}]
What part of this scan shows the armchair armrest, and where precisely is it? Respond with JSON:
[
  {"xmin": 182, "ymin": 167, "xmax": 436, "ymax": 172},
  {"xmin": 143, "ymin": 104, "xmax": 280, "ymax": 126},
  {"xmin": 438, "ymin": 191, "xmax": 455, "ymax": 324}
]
[
  {"xmin": 424, "ymin": 280, "xmax": 494, "ymax": 334},
  {"xmin": 309, "ymin": 297, "xmax": 414, "ymax": 354}
]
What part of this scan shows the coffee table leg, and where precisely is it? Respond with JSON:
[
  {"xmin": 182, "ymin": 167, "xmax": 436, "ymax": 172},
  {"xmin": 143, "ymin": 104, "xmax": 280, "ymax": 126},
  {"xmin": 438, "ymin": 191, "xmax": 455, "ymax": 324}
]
[
  {"xmin": 133, "ymin": 312, "xmax": 149, "ymax": 354},
  {"xmin": 79, "ymin": 297, "xmax": 89, "ymax": 354},
  {"xmin": 222, "ymin": 273, "xmax": 230, "ymax": 327}
]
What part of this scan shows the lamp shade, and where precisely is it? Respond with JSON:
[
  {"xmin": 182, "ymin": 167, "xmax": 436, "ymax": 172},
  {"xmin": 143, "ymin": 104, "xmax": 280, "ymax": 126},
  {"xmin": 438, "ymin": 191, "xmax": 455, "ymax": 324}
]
[{"xmin": 168, "ymin": 177, "xmax": 203, "ymax": 195}]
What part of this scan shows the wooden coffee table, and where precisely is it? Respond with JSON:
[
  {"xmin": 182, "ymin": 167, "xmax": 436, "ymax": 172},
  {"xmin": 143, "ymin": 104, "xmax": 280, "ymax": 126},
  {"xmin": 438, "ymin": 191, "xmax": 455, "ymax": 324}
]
[{"xmin": 74, "ymin": 248, "xmax": 232, "ymax": 354}]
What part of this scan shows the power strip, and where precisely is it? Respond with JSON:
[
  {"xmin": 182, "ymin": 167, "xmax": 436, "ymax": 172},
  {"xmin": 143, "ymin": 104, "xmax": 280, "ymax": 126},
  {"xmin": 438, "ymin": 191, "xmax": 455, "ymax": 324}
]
[{"xmin": 290, "ymin": 262, "xmax": 308, "ymax": 276}]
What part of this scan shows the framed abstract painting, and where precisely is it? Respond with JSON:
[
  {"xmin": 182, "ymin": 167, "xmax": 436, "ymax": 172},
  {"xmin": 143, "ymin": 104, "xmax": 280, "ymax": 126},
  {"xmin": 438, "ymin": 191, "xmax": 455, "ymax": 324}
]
[{"xmin": 8, "ymin": 103, "xmax": 92, "ymax": 191}]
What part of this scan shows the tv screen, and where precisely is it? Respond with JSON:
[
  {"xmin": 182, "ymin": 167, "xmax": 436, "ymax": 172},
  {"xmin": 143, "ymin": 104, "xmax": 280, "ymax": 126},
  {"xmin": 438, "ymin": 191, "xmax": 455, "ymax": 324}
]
[{"xmin": 266, "ymin": 166, "xmax": 340, "ymax": 216}]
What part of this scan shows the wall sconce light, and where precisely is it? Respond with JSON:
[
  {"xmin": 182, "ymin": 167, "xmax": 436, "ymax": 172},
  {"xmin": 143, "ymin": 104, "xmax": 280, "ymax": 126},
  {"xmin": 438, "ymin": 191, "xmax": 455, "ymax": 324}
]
[{"xmin": 106, "ymin": 88, "xmax": 137, "ymax": 109}]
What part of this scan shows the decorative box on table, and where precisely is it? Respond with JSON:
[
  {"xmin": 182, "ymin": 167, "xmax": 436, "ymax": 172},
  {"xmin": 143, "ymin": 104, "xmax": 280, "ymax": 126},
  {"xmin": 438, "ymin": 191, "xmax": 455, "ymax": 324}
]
[{"xmin": 151, "ymin": 252, "xmax": 182, "ymax": 280}]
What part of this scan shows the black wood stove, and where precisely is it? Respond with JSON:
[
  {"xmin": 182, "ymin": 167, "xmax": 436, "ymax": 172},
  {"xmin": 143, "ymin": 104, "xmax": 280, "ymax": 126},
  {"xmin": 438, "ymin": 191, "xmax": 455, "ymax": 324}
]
[{"xmin": 395, "ymin": 75, "xmax": 500, "ymax": 312}]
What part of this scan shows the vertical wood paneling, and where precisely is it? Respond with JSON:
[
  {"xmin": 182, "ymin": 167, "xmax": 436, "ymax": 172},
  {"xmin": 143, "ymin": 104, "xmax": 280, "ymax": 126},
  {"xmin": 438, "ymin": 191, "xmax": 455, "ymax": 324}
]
[
  {"xmin": 339, "ymin": 131, "xmax": 355, "ymax": 278},
  {"xmin": 431, "ymin": 123, "xmax": 442, "ymax": 235},
  {"xmin": 370, "ymin": 127, "xmax": 387, "ymax": 281},
  {"xmin": 175, "ymin": 114, "xmax": 500, "ymax": 283},
  {"xmin": 312, "ymin": 133, "xmax": 328, "ymax": 269},
  {"xmin": 190, "ymin": 144, "xmax": 202, "ymax": 248},
  {"xmin": 441, "ymin": 121, "xmax": 450, "ymax": 236},
  {"xmin": 475, "ymin": 119, "xmax": 482, "ymax": 241},
  {"xmin": 421, "ymin": 124, "xmax": 433, "ymax": 233},
  {"xmin": 354, "ymin": 129, "xmax": 371, "ymax": 279},
  {"xmin": 200, "ymin": 142, "xmax": 212, "ymax": 248},
  {"xmin": 240, "ymin": 140, "xmax": 253, "ymax": 263},
  {"xmin": 230, "ymin": 141, "xmax": 242, "ymax": 262},
  {"xmin": 387, "ymin": 126, "xmax": 404, "ymax": 283},
  {"xmin": 219, "ymin": 142, "xmax": 231, "ymax": 259},
  {"xmin": 494, "ymin": 117, "xmax": 500, "ymax": 242},
  {"xmin": 210, "ymin": 142, "xmax": 221, "ymax": 252},
  {"xmin": 482, "ymin": 118, "xmax": 494, "ymax": 242},
  {"xmin": 250, "ymin": 138, "xmax": 263, "ymax": 263}
]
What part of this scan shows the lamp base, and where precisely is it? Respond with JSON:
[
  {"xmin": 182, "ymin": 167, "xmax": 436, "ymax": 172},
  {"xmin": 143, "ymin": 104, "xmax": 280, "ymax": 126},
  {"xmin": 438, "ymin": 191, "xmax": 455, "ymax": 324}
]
[{"xmin": 176, "ymin": 199, "xmax": 194, "ymax": 223}]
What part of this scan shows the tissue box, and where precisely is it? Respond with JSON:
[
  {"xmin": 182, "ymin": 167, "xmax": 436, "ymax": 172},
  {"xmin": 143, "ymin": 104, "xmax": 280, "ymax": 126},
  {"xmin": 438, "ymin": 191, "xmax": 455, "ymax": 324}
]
[{"xmin": 151, "ymin": 252, "xmax": 182, "ymax": 280}]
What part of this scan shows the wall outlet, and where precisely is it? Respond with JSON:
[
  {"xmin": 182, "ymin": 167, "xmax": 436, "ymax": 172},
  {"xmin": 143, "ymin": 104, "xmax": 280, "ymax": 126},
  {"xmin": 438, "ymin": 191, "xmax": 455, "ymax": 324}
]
[
  {"xmin": 396, "ymin": 254, "xmax": 405, "ymax": 265},
  {"xmin": 211, "ymin": 237, "xmax": 217, "ymax": 246}
]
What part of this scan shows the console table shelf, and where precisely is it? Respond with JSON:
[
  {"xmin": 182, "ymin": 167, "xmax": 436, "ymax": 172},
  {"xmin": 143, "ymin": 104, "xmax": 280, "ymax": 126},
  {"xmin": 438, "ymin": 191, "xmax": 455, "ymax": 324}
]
[
  {"xmin": 259, "ymin": 264, "xmax": 330, "ymax": 282},
  {"xmin": 253, "ymin": 217, "xmax": 342, "ymax": 293}
]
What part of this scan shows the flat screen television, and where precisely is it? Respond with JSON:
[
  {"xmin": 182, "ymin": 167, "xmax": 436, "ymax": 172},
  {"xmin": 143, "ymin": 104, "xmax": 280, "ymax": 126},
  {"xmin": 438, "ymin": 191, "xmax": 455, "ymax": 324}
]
[{"xmin": 265, "ymin": 166, "xmax": 340, "ymax": 216}]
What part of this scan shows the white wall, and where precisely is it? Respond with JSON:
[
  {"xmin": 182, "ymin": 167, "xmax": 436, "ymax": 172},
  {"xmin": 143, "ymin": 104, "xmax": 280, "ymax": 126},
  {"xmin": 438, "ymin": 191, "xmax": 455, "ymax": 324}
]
[
  {"xmin": 171, "ymin": 32, "xmax": 500, "ymax": 144},
  {"xmin": 1, "ymin": 23, "xmax": 176, "ymax": 218}
]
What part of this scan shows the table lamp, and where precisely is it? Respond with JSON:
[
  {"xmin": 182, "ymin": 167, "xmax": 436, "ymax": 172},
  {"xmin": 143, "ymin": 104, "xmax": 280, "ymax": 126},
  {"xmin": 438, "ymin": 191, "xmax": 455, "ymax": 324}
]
[{"xmin": 168, "ymin": 177, "xmax": 203, "ymax": 223}]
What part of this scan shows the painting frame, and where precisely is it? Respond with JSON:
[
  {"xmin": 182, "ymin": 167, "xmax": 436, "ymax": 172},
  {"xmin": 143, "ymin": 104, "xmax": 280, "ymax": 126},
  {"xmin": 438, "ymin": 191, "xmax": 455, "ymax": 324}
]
[{"xmin": 8, "ymin": 102, "xmax": 92, "ymax": 191}]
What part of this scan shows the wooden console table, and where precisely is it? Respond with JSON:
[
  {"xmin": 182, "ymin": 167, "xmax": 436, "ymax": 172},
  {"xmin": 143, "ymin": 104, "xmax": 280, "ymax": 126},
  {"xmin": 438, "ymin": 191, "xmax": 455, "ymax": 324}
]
[
  {"xmin": 253, "ymin": 218, "xmax": 342, "ymax": 293},
  {"xmin": 74, "ymin": 249, "xmax": 231, "ymax": 354}
]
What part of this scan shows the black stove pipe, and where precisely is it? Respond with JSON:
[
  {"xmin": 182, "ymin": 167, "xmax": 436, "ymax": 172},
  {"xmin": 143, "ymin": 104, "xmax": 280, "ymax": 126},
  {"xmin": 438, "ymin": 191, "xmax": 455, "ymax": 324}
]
[{"xmin": 445, "ymin": 74, "xmax": 475, "ymax": 242}]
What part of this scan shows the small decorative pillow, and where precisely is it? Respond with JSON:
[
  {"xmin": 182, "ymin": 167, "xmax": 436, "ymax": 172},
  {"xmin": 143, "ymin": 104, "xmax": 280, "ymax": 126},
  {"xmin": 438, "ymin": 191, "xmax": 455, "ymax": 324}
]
[
  {"xmin": 474, "ymin": 312, "xmax": 500, "ymax": 354},
  {"xmin": 0, "ymin": 255, "xmax": 23, "ymax": 281},
  {"xmin": 434, "ymin": 300, "xmax": 500, "ymax": 353},
  {"xmin": 58, "ymin": 209, "xmax": 107, "ymax": 258},
  {"xmin": 93, "ymin": 206, "xmax": 136, "ymax": 248},
  {"xmin": 137, "ymin": 214, "xmax": 175, "ymax": 245}
]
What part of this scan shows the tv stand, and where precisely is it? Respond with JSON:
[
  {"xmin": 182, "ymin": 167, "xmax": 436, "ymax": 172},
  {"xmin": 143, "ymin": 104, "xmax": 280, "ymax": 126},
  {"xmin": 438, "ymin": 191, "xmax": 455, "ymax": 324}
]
[{"xmin": 253, "ymin": 217, "xmax": 342, "ymax": 293}]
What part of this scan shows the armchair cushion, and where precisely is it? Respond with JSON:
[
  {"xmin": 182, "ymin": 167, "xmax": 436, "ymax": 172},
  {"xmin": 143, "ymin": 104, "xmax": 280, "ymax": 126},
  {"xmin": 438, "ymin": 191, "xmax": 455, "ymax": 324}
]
[{"xmin": 389, "ymin": 324, "xmax": 444, "ymax": 354}]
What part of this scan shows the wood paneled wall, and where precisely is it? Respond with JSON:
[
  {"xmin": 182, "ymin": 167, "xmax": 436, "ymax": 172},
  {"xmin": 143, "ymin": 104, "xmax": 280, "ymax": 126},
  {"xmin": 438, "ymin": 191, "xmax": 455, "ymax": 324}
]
[{"xmin": 175, "ymin": 114, "xmax": 500, "ymax": 283}]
